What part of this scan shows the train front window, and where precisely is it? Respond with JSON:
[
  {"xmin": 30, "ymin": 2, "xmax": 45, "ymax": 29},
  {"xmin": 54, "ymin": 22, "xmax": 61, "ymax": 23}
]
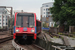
[{"xmin": 16, "ymin": 13, "xmax": 34, "ymax": 27}]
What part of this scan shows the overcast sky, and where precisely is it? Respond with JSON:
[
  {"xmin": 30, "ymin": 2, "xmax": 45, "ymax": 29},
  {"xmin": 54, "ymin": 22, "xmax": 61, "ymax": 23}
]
[{"xmin": 0, "ymin": 0, "xmax": 54, "ymax": 20}]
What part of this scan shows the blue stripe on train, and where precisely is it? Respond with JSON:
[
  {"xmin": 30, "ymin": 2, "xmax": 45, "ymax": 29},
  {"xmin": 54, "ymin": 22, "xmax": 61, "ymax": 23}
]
[
  {"xmin": 35, "ymin": 27, "xmax": 37, "ymax": 34},
  {"xmin": 14, "ymin": 26, "xmax": 16, "ymax": 33}
]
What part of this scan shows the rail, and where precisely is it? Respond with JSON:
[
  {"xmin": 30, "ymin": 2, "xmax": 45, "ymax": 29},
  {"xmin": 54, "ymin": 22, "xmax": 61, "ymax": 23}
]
[
  {"xmin": 52, "ymin": 45, "xmax": 63, "ymax": 50},
  {"xmin": 12, "ymin": 39, "xmax": 45, "ymax": 50},
  {"xmin": 0, "ymin": 36, "xmax": 13, "ymax": 43}
]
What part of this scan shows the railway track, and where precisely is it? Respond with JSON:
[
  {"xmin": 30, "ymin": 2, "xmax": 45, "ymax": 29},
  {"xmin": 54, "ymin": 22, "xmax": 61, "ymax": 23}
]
[
  {"xmin": 60, "ymin": 33, "xmax": 75, "ymax": 37},
  {"xmin": 43, "ymin": 31, "xmax": 70, "ymax": 46},
  {"xmin": 0, "ymin": 36, "xmax": 13, "ymax": 43},
  {"xmin": 44, "ymin": 29, "xmax": 75, "ymax": 37},
  {"xmin": 49, "ymin": 33, "xmax": 70, "ymax": 46},
  {"xmin": 12, "ymin": 39, "xmax": 45, "ymax": 50}
]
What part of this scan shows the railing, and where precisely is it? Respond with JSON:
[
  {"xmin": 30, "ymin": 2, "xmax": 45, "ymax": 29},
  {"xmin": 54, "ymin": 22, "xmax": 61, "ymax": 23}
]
[{"xmin": 52, "ymin": 45, "xmax": 63, "ymax": 50}]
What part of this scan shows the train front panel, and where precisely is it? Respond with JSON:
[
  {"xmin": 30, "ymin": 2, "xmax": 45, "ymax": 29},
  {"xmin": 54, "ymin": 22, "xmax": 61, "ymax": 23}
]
[{"xmin": 13, "ymin": 12, "xmax": 37, "ymax": 40}]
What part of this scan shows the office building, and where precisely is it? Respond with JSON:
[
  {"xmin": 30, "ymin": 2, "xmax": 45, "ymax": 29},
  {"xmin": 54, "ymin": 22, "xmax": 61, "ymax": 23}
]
[
  {"xmin": 41, "ymin": 2, "xmax": 55, "ymax": 27},
  {"xmin": 0, "ymin": 8, "xmax": 9, "ymax": 28}
]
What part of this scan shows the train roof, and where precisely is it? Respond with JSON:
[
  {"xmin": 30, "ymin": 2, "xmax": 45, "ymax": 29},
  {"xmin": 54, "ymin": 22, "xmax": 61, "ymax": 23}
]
[
  {"xmin": 15, "ymin": 12, "xmax": 35, "ymax": 14},
  {"xmin": 15, "ymin": 12, "xmax": 36, "ymax": 16}
]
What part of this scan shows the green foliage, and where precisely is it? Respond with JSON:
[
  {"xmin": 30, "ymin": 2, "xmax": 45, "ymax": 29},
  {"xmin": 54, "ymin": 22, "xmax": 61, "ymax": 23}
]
[
  {"xmin": 73, "ymin": 32, "xmax": 75, "ymax": 34},
  {"xmin": 73, "ymin": 36, "xmax": 75, "ymax": 38},
  {"xmin": 54, "ymin": 23, "xmax": 58, "ymax": 27},
  {"xmin": 61, "ymin": 37, "xmax": 64, "ymax": 39},
  {"xmin": 50, "ymin": 0, "xmax": 75, "ymax": 30},
  {"xmin": 43, "ymin": 22, "xmax": 48, "ymax": 28},
  {"xmin": 53, "ymin": 36, "xmax": 57, "ymax": 38},
  {"xmin": 58, "ymin": 32, "xmax": 62, "ymax": 35},
  {"xmin": 0, "ymin": 26, "xmax": 1, "ymax": 29},
  {"xmin": 64, "ymin": 25, "xmax": 69, "ymax": 31}
]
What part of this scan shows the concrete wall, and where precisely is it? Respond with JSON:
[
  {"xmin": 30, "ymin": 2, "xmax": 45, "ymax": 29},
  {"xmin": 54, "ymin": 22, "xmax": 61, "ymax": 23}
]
[{"xmin": 35, "ymin": 37, "xmax": 66, "ymax": 50}]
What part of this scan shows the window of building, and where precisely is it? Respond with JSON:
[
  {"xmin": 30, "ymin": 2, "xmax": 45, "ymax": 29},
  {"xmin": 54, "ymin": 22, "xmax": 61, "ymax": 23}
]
[
  {"xmin": 5, "ymin": 11, "xmax": 7, "ymax": 13},
  {"xmin": 46, "ymin": 12, "xmax": 48, "ymax": 14},
  {"xmin": 44, "ymin": 16, "xmax": 45, "ymax": 17},
  {"xmin": 0, "ymin": 19, "xmax": 1, "ymax": 21},
  {"xmin": 6, "ymin": 16, "xmax": 7, "ymax": 18},
  {"xmin": 44, "ymin": 12, "xmax": 45, "ymax": 14},
  {"xmin": 6, "ymin": 23, "xmax": 7, "ymax": 25},
  {"xmin": 50, "ymin": 12, "xmax": 52, "ymax": 15},
  {"xmin": 0, "ymin": 16, "xmax": 1, "ymax": 17},
  {"xmin": 3, "ymin": 19, "xmax": 4, "ymax": 21},
  {"xmin": 44, "ymin": 9, "xmax": 45, "ymax": 11},
  {"xmin": 6, "ymin": 19, "xmax": 7, "ymax": 21},
  {"xmin": 3, "ymin": 23, "xmax": 4, "ymax": 25},
  {"xmin": 46, "ymin": 5, "xmax": 48, "ymax": 7},
  {"xmin": 46, "ymin": 9, "xmax": 49, "ymax": 11},
  {"xmin": 0, "ymin": 23, "xmax": 1, "ymax": 24},
  {"xmin": 46, "ymin": 16, "xmax": 48, "ymax": 17},
  {"xmin": 3, "ymin": 16, "xmax": 4, "ymax": 18}
]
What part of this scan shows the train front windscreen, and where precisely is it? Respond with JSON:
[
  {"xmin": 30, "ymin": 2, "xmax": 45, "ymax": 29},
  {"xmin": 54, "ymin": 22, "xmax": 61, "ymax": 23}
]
[{"xmin": 16, "ymin": 13, "xmax": 34, "ymax": 27}]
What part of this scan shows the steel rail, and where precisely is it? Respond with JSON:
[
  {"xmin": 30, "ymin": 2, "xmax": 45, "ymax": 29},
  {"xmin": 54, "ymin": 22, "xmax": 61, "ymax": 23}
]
[
  {"xmin": 0, "ymin": 36, "xmax": 13, "ymax": 43},
  {"xmin": 12, "ymin": 39, "xmax": 45, "ymax": 50}
]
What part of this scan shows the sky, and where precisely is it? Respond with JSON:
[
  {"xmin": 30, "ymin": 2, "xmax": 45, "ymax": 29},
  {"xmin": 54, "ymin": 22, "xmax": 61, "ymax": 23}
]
[{"xmin": 0, "ymin": 0, "xmax": 54, "ymax": 20}]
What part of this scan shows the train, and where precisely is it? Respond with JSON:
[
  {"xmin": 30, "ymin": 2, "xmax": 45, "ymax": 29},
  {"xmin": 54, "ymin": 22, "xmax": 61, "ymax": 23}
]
[{"xmin": 13, "ymin": 12, "xmax": 41, "ymax": 41}]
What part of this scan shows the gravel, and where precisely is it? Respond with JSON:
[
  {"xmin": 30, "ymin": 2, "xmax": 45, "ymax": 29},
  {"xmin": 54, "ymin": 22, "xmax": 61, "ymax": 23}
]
[{"xmin": 0, "ymin": 40, "xmax": 15, "ymax": 50}]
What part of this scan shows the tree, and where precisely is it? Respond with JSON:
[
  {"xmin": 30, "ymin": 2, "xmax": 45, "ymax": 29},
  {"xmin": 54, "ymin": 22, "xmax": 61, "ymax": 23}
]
[{"xmin": 50, "ymin": 0, "xmax": 75, "ymax": 30}]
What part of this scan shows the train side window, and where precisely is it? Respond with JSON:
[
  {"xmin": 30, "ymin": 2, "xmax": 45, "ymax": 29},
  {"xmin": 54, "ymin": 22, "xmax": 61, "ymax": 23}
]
[{"xmin": 29, "ymin": 17, "xmax": 34, "ymax": 27}]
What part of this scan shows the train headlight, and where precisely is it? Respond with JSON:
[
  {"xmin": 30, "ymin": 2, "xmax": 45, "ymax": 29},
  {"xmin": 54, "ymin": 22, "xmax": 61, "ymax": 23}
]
[
  {"xmin": 16, "ymin": 29, "xmax": 19, "ymax": 32},
  {"xmin": 31, "ymin": 30, "xmax": 35, "ymax": 32}
]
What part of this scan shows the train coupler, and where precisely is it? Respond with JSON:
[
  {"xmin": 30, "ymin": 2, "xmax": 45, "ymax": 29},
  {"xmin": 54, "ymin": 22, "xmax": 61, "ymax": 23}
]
[{"xmin": 23, "ymin": 34, "xmax": 27, "ymax": 40}]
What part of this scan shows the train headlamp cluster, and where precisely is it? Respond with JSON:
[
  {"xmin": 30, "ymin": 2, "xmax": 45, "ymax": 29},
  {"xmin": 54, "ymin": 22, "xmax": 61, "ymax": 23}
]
[
  {"xmin": 16, "ymin": 29, "xmax": 19, "ymax": 32},
  {"xmin": 31, "ymin": 29, "xmax": 35, "ymax": 32}
]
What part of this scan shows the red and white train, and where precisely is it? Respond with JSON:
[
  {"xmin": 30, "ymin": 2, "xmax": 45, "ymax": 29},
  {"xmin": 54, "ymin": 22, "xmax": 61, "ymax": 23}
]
[{"xmin": 13, "ymin": 12, "xmax": 41, "ymax": 40}]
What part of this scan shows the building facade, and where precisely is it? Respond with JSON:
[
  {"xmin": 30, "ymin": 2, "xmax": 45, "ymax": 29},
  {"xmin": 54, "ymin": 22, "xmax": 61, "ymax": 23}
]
[
  {"xmin": 41, "ymin": 2, "xmax": 55, "ymax": 27},
  {"xmin": 0, "ymin": 8, "xmax": 9, "ymax": 28}
]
